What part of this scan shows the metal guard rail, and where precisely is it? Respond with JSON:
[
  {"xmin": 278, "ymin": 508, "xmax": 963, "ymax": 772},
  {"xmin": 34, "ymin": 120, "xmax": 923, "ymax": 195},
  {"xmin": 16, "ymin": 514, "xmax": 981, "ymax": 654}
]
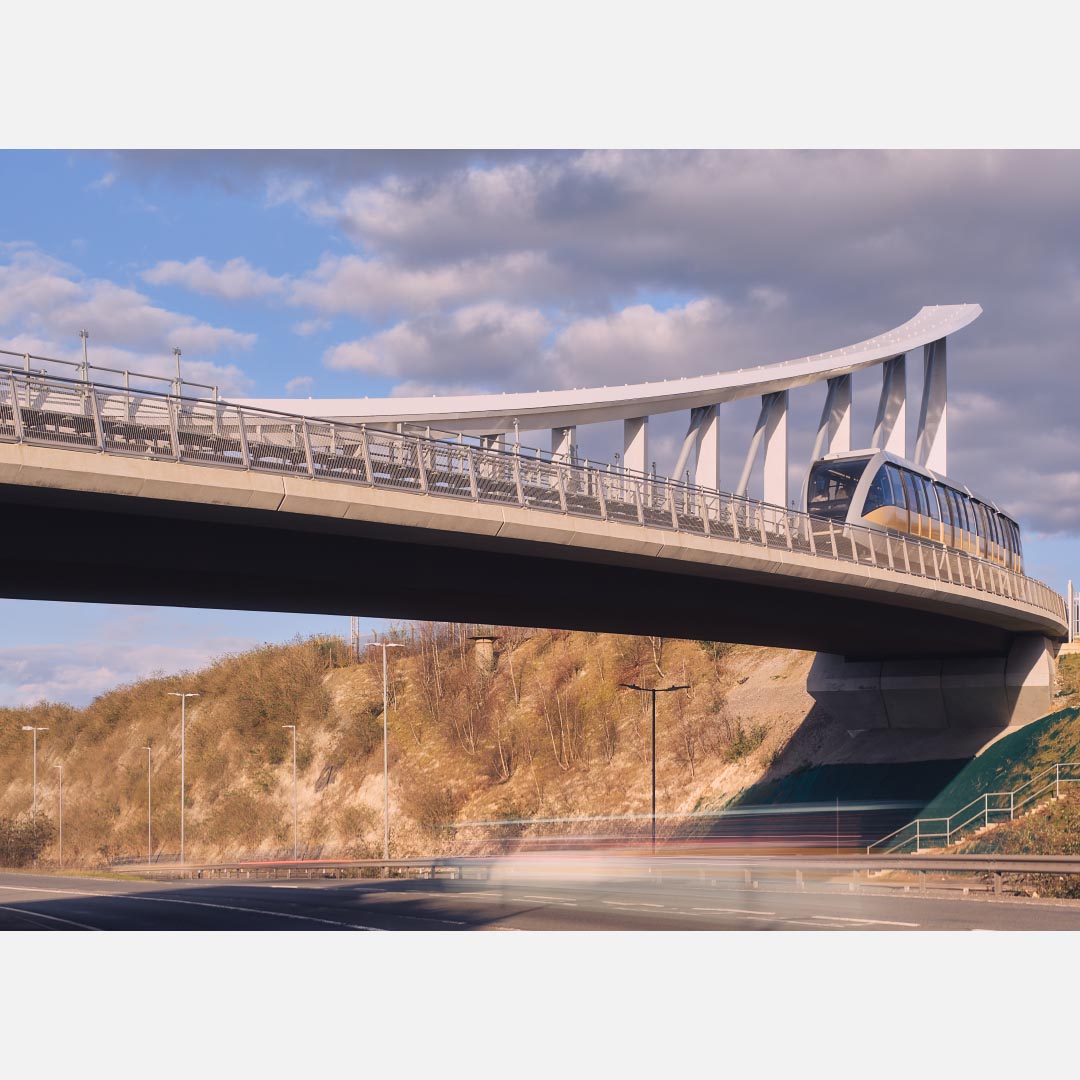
[
  {"xmin": 868, "ymin": 762, "xmax": 1080, "ymax": 854},
  {"xmin": 0, "ymin": 367, "xmax": 1065, "ymax": 624}
]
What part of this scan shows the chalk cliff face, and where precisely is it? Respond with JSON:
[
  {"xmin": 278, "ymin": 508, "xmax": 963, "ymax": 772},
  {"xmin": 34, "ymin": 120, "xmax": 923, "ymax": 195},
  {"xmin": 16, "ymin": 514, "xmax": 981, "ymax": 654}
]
[{"xmin": 3, "ymin": 625, "xmax": 1068, "ymax": 868}]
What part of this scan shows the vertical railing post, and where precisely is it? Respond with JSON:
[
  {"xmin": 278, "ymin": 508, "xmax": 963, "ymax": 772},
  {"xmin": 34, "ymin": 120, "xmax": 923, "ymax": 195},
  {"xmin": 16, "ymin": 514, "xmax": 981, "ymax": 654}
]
[
  {"xmin": 828, "ymin": 520, "xmax": 838, "ymax": 558},
  {"xmin": 1010, "ymin": 791, "xmax": 1014, "ymax": 821},
  {"xmin": 236, "ymin": 407, "xmax": 251, "ymax": 468},
  {"xmin": 360, "ymin": 426, "xmax": 374, "ymax": 486},
  {"xmin": 595, "ymin": 467, "xmax": 607, "ymax": 520},
  {"xmin": 415, "ymin": 438, "xmax": 429, "ymax": 493},
  {"xmin": 512, "ymin": 454, "xmax": 524, "ymax": 506},
  {"xmin": 555, "ymin": 463, "xmax": 567, "ymax": 512},
  {"xmin": 168, "ymin": 397, "xmax": 181, "ymax": 461},
  {"xmin": 668, "ymin": 482, "xmax": 679, "ymax": 530},
  {"xmin": 7, "ymin": 373, "xmax": 24, "ymax": 441},
  {"xmin": 301, "ymin": 419, "xmax": 315, "ymax": 478},
  {"xmin": 916, "ymin": 818, "xmax": 921, "ymax": 853},
  {"xmin": 88, "ymin": 387, "xmax": 105, "ymax": 450},
  {"xmin": 467, "ymin": 448, "xmax": 479, "ymax": 500},
  {"xmin": 1057, "ymin": 764, "xmax": 1061, "ymax": 799}
]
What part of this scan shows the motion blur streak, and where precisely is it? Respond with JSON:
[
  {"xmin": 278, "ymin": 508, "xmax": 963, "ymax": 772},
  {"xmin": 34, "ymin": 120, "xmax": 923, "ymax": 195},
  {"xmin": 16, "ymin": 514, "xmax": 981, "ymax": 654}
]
[{"xmin": 449, "ymin": 801, "xmax": 919, "ymax": 856}]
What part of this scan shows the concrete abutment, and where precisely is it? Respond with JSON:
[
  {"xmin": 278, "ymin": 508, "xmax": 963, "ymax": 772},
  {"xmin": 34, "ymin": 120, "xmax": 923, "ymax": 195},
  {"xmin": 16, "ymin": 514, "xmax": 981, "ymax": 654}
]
[{"xmin": 807, "ymin": 634, "xmax": 1058, "ymax": 731}]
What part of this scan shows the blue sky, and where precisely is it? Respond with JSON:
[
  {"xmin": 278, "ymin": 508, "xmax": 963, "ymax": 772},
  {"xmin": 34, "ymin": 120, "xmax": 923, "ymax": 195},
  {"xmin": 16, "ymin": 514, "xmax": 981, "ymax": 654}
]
[{"xmin": 1, "ymin": 149, "xmax": 1078, "ymax": 704}]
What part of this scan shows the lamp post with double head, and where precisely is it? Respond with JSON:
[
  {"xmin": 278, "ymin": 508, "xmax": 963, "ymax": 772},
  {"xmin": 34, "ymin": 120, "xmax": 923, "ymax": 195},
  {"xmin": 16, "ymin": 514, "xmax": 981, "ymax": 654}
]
[
  {"xmin": 168, "ymin": 692, "xmax": 199, "ymax": 865},
  {"xmin": 282, "ymin": 724, "xmax": 297, "ymax": 861},
  {"xmin": 143, "ymin": 745, "xmax": 153, "ymax": 865},
  {"xmin": 617, "ymin": 683, "xmax": 690, "ymax": 853},
  {"xmin": 20, "ymin": 726, "xmax": 48, "ymax": 822},
  {"xmin": 54, "ymin": 763, "xmax": 63, "ymax": 869},
  {"xmin": 367, "ymin": 641, "xmax": 404, "ymax": 865}
]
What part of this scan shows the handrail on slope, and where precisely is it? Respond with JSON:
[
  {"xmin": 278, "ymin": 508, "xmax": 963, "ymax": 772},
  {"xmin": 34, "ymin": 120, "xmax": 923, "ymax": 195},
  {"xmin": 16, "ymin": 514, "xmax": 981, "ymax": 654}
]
[{"xmin": 867, "ymin": 761, "xmax": 1080, "ymax": 854}]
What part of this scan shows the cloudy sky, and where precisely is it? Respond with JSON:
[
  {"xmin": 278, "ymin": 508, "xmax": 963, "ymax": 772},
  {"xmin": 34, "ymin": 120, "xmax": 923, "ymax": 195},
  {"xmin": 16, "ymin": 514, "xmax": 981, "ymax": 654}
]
[{"xmin": 1, "ymin": 149, "xmax": 1078, "ymax": 704}]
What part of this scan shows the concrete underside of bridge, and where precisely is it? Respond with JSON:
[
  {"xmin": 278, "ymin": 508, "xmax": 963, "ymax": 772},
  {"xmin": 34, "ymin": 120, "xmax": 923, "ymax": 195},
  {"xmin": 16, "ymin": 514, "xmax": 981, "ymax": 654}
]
[{"xmin": 0, "ymin": 437, "xmax": 1064, "ymax": 731}]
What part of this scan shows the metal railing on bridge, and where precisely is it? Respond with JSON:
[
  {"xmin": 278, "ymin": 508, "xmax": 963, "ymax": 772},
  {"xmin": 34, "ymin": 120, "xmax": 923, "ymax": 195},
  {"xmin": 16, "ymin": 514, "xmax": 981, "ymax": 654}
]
[
  {"xmin": 0, "ymin": 365, "xmax": 1065, "ymax": 624},
  {"xmin": 867, "ymin": 762, "xmax": 1080, "ymax": 854},
  {"xmin": 0, "ymin": 346, "xmax": 220, "ymax": 401}
]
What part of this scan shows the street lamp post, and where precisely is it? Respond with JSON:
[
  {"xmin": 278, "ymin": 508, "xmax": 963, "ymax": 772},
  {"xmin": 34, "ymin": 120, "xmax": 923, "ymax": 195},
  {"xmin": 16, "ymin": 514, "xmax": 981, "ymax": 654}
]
[
  {"xmin": 143, "ymin": 746, "xmax": 153, "ymax": 865},
  {"xmin": 282, "ymin": 724, "xmax": 297, "ymax": 861},
  {"xmin": 54, "ymin": 764, "xmax": 62, "ymax": 869},
  {"xmin": 168, "ymin": 692, "xmax": 199, "ymax": 865},
  {"xmin": 20, "ymin": 726, "xmax": 48, "ymax": 822},
  {"xmin": 618, "ymin": 683, "xmax": 689, "ymax": 853},
  {"xmin": 367, "ymin": 641, "xmax": 404, "ymax": 866},
  {"xmin": 78, "ymin": 329, "xmax": 89, "ymax": 381}
]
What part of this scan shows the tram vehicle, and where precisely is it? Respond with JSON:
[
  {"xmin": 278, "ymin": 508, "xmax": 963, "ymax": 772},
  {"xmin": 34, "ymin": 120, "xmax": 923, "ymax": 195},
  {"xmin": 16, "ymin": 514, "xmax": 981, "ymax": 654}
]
[{"xmin": 805, "ymin": 449, "xmax": 1022, "ymax": 573}]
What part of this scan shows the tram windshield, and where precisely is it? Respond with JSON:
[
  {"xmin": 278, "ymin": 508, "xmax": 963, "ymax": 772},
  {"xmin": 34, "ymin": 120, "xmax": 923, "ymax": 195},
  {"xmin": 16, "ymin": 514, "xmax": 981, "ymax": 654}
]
[{"xmin": 807, "ymin": 458, "xmax": 869, "ymax": 522}]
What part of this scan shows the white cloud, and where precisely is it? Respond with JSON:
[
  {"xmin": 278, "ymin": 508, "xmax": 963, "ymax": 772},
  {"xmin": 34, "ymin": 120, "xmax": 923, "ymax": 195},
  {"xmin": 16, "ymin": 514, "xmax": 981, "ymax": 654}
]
[
  {"xmin": 292, "ymin": 317, "xmax": 331, "ymax": 336},
  {"xmin": 142, "ymin": 256, "xmax": 286, "ymax": 301},
  {"xmin": 289, "ymin": 250, "xmax": 567, "ymax": 317},
  {"xmin": 0, "ymin": 246, "xmax": 255, "ymax": 392},
  {"xmin": 549, "ymin": 299, "xmax": 734, "ymax": 386},
  {"xmin": 0, "ymin": 639, "xmax": 251, "ymax": 707},
  {"xmin": 324, "ymin": 302, "xmax": 551, "ymax": 386},
  {"xmin": 285, "ymin": 375, "xmax": 314, "ymax": 394}
]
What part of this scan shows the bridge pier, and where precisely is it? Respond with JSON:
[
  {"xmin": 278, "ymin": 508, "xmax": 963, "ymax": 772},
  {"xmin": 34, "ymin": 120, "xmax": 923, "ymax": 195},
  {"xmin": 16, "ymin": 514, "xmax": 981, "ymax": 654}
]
[{"xmin": 808, "ymin": 635, "xmax": 1057, "ymax": 731}]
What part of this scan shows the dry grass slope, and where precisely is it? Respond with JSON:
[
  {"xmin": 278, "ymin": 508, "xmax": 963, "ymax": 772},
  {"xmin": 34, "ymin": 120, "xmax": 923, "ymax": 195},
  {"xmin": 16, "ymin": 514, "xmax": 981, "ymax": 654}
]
[{"xmin": 0, "ymin": 626, "xmax": 824, "ymax": 868}]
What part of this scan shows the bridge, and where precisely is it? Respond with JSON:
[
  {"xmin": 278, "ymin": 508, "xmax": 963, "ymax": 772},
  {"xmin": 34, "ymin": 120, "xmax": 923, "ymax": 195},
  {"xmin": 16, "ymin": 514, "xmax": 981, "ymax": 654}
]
[{"xmin": 0, "ymin": 304, "xmax": 1066, "ymax": 731}]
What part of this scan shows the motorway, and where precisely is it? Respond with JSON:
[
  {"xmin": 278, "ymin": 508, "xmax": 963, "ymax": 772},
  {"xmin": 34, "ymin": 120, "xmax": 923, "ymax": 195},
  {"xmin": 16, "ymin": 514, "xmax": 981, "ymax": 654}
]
[{"xmin": 2, "ymin": 865, "xmax": 1080, "ymax": 930}]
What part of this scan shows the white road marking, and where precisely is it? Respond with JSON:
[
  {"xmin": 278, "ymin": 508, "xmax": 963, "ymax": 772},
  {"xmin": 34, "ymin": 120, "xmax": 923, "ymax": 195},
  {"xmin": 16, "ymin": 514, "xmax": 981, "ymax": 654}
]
[
  {"xmin": 810, "ymin": 915, "xmax": 919, "ymax": 928},
  {"xmin": 785, "ymin": 920, "xmax": 846, "ymax": 928},
  {"xmin": 0, "ymin": 904, "xmax": 101, "ymax": 931},
  {"xmin": 0, "ymin": 883, "xmax": 381, "ymax": 930},
  {"xmin": 692, "ymin": 907, "xmax": 776, "ymax": 916}
]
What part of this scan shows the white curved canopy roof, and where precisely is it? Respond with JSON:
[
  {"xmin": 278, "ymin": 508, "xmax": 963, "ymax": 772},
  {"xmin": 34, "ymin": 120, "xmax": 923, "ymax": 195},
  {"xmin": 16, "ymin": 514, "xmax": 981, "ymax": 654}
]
[{"xmin": 236, "ymin": 304, "xmax": 981, "ymax": 434}]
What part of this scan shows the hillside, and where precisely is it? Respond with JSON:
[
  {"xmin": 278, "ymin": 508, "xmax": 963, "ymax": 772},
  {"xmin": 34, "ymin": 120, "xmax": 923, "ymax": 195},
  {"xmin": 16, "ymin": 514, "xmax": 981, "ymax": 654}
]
[{"xmin": 1, "ymin": 625, "xmax": 1074, "ymax": 868}]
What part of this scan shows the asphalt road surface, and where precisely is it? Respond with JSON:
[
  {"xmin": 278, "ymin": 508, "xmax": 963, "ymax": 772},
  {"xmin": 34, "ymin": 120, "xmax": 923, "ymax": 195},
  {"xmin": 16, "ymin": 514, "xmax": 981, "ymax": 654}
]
[{"xmin": 2, "ymin": 864, "xmax": 1080, "ymax": 930}]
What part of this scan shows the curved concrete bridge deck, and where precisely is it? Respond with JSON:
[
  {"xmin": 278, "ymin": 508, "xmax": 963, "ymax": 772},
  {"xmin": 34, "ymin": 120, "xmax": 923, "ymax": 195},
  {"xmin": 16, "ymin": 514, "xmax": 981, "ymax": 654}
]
[{"xmin": 0, "ymin": 368, "xmax": 1063, "ymax": 660}]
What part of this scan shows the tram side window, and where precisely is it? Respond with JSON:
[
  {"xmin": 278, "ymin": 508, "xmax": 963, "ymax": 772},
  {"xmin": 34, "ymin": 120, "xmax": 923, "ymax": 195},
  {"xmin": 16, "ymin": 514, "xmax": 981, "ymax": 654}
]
[
  {"xmin": 959, "ymin": 494, "xmax": 976, "ymax": 535},
  {"xmin": 947, "ymin": 489, "xmax": 965, "ymax": 538},
  {"xmin": 863, "ymin": 467, "xmax": 889, "ymax": 513},
  {"xmin": 973, "ymin": 501, "xmax": 988, "ymax": 542},
  {"xmin": 902, "ymin": 470, "xmax": 925, "ymax": 517},
  {"xmin": 989, "ymin": 509, "xmax": 1002, "ymax": 551},
  {"xmin": 963, "ymin": 496, "xmax": 978, "ymax": 537},
  {"xmin": 938, "ymin": 484, "xmax": 954, "ymax": 528},
  {"xmin": 922, "ymin": 477, "xmax": 941, "ymax": 522},
  {"xmin": 886, "ymin": 465, "xmax": 907, "ymax": 508}
]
